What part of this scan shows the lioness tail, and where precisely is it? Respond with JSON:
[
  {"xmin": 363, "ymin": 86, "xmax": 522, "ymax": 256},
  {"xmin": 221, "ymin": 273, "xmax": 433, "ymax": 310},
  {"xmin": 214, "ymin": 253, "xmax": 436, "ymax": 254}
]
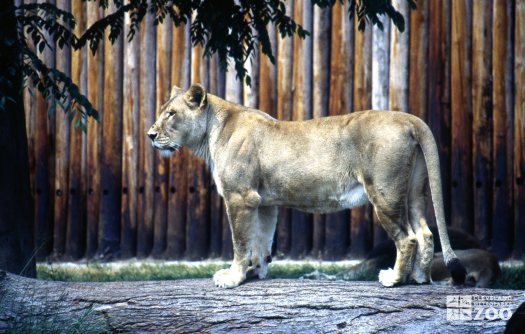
[{"xmin": 413, "ymin": 117, "xmax": 467, "ymax": 284}]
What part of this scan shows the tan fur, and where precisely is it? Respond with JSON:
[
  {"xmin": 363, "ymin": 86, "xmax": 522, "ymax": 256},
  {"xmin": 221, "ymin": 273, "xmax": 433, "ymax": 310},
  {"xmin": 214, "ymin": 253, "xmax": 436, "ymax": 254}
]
[{"xmin": 148, "ymin": 84, "xmax": 462, "ymax": 288}]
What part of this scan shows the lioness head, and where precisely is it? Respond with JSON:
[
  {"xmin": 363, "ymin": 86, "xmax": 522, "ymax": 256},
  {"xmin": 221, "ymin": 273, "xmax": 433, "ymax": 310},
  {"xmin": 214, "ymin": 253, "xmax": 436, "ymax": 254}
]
[{"xmin": 147, "ymin": 84, "xmax": 208, "ymax": 157}]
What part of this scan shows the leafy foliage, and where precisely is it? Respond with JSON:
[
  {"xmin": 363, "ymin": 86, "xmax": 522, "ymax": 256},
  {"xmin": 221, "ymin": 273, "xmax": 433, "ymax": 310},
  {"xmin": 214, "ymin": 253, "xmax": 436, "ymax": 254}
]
[
  {"xmin": 1, "ymin": 0, "xmax": 416, "ymax": 130},
  {"xmin": 348, "ymin": 0, "xmax": 417, "ymax": 32},
  {"xmin": 9, "ymin": 3, "xmax": 98, "ymax": 130}
]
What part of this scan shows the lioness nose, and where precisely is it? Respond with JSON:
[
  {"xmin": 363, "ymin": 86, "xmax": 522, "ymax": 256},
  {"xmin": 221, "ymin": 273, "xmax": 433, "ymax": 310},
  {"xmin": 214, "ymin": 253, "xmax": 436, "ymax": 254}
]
[{"xmin": 147, "ymin": 131, "xmax": 158, "ymax": 140}]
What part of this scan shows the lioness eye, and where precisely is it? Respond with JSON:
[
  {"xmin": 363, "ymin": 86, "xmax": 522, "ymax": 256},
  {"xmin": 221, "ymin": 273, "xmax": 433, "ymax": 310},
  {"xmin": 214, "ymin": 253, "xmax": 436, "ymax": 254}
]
[{"xmin": 167, "ymin": 111, "xmax": 176, "ymax": 117}]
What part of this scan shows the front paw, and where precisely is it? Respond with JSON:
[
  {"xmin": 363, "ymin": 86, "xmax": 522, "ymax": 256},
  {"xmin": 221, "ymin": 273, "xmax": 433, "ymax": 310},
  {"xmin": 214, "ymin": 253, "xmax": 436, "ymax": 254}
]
[
  {"xmin": 378, "ymin": 268, "xmax": 402, "ymax": 287},
  {"xmin": 213, "ymin": 268, "xmax": 245, "ymax": 288}
]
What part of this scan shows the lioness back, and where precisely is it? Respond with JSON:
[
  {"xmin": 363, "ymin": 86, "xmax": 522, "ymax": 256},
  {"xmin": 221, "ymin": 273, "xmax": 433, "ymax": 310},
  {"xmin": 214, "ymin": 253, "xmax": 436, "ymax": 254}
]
[{"xmin": 228, "ymin": 110, "xmax": 422, "ymax": 212}]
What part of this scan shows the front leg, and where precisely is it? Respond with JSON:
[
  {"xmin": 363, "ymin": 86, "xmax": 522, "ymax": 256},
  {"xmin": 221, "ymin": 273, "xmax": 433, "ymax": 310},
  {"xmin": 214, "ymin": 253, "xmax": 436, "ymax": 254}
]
[{"xmin": 213, "ymin": 192, "xmax": 260, "ymax": 288}]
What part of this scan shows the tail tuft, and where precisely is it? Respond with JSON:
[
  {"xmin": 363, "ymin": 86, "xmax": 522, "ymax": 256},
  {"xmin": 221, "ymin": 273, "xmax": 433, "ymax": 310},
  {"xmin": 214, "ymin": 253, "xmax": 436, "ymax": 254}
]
[{"xmin": 446, "ymin": 258, "xmax": 467, "ymax": 284}]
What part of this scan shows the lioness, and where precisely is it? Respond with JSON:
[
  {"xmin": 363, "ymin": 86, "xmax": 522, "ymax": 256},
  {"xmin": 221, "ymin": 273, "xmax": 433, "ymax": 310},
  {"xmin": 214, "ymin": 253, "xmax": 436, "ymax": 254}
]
[{"xmin": 148, "ymin": 84, "xmax": 466, "ymax": 288}]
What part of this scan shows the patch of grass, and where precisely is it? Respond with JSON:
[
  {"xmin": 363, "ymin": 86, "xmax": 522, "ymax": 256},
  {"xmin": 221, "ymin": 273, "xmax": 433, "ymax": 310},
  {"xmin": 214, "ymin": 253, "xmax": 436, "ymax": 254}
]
[
  {"xmin": 37, "ymin": 261, "xmax": 354, "ymax": 282},
  {"xmin": 37, "ymin": 259, "xmax": 525, "ymax": 290},
  {"xmin": 492, "ymin": 257, "xmax": 525, "ymax": 290},
  {"xmin": 37, "ymin": 262, "xmax": 230, "ymax": 282}
]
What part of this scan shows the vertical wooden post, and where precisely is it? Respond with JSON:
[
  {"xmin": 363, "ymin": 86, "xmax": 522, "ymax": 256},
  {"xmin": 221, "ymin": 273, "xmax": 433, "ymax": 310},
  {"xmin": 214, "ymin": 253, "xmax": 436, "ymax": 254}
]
[
  {"xmin": 293, "ymin": 1, "xmax": 313, "ymax": 122},
  {"xmin": 120, "ymin": 9, "xmax": 140, "ymax": 258},
  {"xmin": 200, "ymin": 52, "xmax": 210, "ymax": 90},
  {"xmin": 214, "ymin": 55, "xmax": 226, "ymax": 99},
  {"xmin": 259, "ymin": 23, "xmax": 278, "ymax": 118},
  {"xmin": 186, "ymin": 44, "xmax": 210, "ymax": 260},
  {"xmin": 166, "ymin": 23, "xmax": 191, "ymax": 258},
  {"xmin": 491, "ymin": 0, "xmax": 514, "ymax": 258},
  {"xmin": 151, "ymin": 20, "xmax": 172, "ymax": 257},
  {"xmin": 372, "ymin": 19, "xmax": 390, "ymax": 111},
  {"xmin": 35, "ymin": 0, "xmax": 55, "ymax": 258},
  {"xmin": 326, "ymin": 2, "xmax": 353, "ymax": 260},
  {"xmin": 427, "ymin": 0, "xmax": 452, "ymax": 228},
  {"xmin": 209, "ymin": 55, "xmax": 219, "ymax": 95},
  {"xmin": 86, "ymin": 3, "xmax": 103, "ymax": 258},
  {"xmin": 289, "ymin": 0, "xmax": 313, "ymax": 258},
  {"xmin": 313, "ymin": 4, "xmax": 331, "ymax": 122},
  {"xmin": 451, "ymin": 0, "xmax": 473, "ymax": 232},
  {"xmin": 472, "ymin": 1, "xmax": 493, "ymax": 246},
  {"xmin": 351, "ymin": 21, "xmax": 373, "ymax": 257},
  {"xmin": 244, "ymin": 37, "xmax": 260, "ymax": 109},
  {"xmin": 514, "ymin": 0, "xmax": 525, "ymax": 257},
  {"xmin": 290, "ymin": 0, "xmax": 314, "ymax": 258},
  {"xmin": 409, "ymin": 0, "xmax": 429, "ymax": 120},
  {"xmin": 66, "ymin": 0, "xmax": 87, "ymax": 259},
  {"xmin": 389, "ymin": 0, "xmax": 410, "ymax": 112},
  {"xmin": 371, "ymin": 14, "xmax": 390, "ymax": 247},
  {"xmin": 54, "ymin": 0, "xmax": 71, "ymax": 259},
  {"xmin": 314, "ymin": 2, "xmax": 330, "ymax": 259},
  {"xmin": 22, "ymin": 0, "xmax": 38, "ymax": 257},
  {"xmin": 225, "ymin": 61, "xmax": 244, "ymax": 104},
  {"xmin": 137, "ymin": 7, "xmax": 156, "ymax": 257},
  {"xmin": 99, "ymin": 2, "xmax": 123, "ymax": 258},
  {"xmin": 275, "ymin": 1, "xmax": 294, "ymax": 257}
]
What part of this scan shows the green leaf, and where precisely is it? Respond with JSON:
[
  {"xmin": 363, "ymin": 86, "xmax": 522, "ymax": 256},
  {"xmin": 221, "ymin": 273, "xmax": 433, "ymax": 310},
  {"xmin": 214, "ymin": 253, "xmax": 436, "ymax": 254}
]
[
  {"xmin": 74, "ymin": 118, "xmax": 81, "ymax": 129},
  {"xmin": 56, "ymin": 98, "xmax": 66, "ymax": 112}
]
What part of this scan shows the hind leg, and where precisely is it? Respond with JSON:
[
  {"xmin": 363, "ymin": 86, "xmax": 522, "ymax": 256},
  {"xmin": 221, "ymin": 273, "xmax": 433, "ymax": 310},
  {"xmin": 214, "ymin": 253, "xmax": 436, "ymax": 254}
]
[
  {"xmin": 407, "ymin": 150, "xmax": 434, "ymax": 284},
  {"xmin": 363, "ymin": 141, "xmax": 419, "ymax": 286},
  {"xmin": 247, "ymin": 206, "xmax": 277, "ymax": 279},
  {"xmin": 408, "ymin": 204, "xmax": 434, "ymax": 284},
  {"xmin": 375, "ymin": 208, "xmax": 417, "ymax": 287}
]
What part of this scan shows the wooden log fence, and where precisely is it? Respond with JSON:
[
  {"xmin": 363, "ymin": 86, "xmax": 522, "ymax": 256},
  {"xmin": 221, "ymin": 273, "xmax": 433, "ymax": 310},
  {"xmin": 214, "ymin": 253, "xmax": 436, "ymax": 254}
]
[{"xmin": 23, "ymin": 0, "xmax": 525, "ymax": 261}]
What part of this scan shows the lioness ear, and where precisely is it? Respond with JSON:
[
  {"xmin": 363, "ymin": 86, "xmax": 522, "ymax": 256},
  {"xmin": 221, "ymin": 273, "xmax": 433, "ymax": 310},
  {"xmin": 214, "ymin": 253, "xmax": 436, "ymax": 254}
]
[
  {"xmin": 171, "ymin": 85, "xmax": 183, "ymax": 98},
  {"xmin": 184, "ymin": 84, "xmax": 207, "ymax": 109}
]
